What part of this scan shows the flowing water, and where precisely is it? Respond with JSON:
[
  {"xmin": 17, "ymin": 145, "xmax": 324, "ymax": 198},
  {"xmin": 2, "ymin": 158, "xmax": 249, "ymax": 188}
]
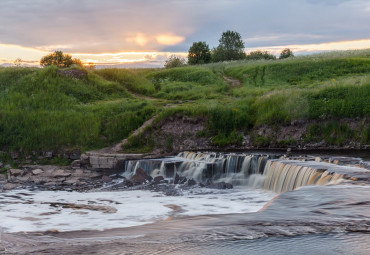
[
  {"xmin": 1, "ymin": 151, "xmax": 370, "ymax": 254},
  {"xmin": 124, "ymin": 151, "xmax": 350, "ymax": 192}
]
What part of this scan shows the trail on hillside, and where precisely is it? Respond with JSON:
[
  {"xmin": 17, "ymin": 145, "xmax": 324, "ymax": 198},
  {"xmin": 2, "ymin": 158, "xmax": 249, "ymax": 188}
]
[
  {"xmin": 223, "ymin": 76, "xmax": 242, "ymax": 87},
  {"xmin": 89, "ymin": 81, "xmax": 174, "ymax": 154}
]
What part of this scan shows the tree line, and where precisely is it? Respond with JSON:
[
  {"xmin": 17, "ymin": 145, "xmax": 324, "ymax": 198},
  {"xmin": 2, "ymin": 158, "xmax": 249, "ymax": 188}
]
[{"xmin": 165, "ymin": 30, "xmax": 294, "ymax": 68}]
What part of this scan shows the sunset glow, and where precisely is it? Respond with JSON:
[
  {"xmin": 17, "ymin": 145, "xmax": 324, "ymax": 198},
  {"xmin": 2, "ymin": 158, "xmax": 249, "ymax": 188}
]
[{"xmin": 1, "ymin": 0, "xmax": 369, "ymax": 67}]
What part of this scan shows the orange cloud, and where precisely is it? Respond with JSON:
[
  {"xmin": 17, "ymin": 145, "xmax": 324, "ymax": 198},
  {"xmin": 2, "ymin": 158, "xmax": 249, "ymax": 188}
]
[
  {"xmin": 156, "ymin": 34, "xmax": 185, "ymax": 46},
  {"xmin": 247, "ymin": 39, "xmax": 370, "ymax": 54}
]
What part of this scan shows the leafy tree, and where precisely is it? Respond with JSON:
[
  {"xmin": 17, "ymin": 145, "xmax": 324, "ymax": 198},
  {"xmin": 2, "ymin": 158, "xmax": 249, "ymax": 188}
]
[
  {"xmin": 188, "ymin": 41, "xmax": 211, "ymax": 65},
  {"xmin": 212, "ymin": 30, "xmax": 246, "ymax": 62},
  {"xmin": 40, "ymin": 51, "xmax": 82, "ymax": 68},
  {"xmin": 164, "ymin": 55, "xmax": 187, "ymax": 69},
  {"xmin": 279, "ymin": 48, "xmax": 294, "ymax": 59},
  {"xmin": 14, "ymin": 58, "xmax": 23, "ymax": 67},
  {"xmin": 246, "ymin": 50, "xmax": 276, "ymax": 60}
]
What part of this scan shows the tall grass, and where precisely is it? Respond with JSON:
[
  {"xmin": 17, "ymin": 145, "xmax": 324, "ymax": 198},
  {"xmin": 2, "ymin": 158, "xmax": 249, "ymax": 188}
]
[
  {"xmin": 0, "ymin": 66, "xmax": 156, "ymax": 152},
  {"xmin": 95, "ymin": 68, "xmax": 156, "ymax": 95}
]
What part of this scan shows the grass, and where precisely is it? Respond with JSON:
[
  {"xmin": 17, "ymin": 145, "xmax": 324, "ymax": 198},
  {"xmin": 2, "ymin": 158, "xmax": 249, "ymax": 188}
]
[
  {"xmin": 1, "ymin": 49, "xmax": 370, "ymax": 155},
  {"xmin": 0, "ymin": 66, "xmax": 156, "ymax": 153}
]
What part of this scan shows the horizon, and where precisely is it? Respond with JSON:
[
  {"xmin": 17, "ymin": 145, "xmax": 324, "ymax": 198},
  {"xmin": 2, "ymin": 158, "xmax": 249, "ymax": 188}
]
[{"xmin": 1, "ymin": 0, "xmax": 370, "ymax": 67}]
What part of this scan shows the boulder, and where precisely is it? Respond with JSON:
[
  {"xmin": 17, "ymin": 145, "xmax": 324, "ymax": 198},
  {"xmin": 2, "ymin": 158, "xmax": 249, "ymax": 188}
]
[
  {"xmin": 179, "ymin": 176, "xmax": 187, "ymax": 185},
  {"xmin": 153, "ymin": 176, "xmax": 164, "ymax": 183},
  {"xmin": 3, "ymin": 183, "xmax": 20, "ymax": 190},
  {"xmin": 102, "ymin": 175, "xmax": 112, "ymax": 183},
  {"xmin": 32, "ymin": 169, "xmax": 44, "ymax": 175},
  {"xmin": 206, "ymin": 182, "xmax": 233, "ymax": 190},
  {"xmin": 0, "ymin": 174, "xmax": 6, "ymax": 182},
  {"xmin": 130, "ymin": 168, "xmax": 152, "ymax": 184},
  {"xmin": 71, "ymin": 160, "xmax": 81, "ymax": 169},
  {"xmin": 187, "ymin": 179, "xmax": 197, "ymax": 186},
  {"xmin": 173, "ymin": 173, "xmax": 180, "ymax": 184},
  {"xmin": 9, "ymin": 169, "xmax": 23, "ymax": 176},
  {"xmin": 64, "ymin": 179, "xmax": 79, "ymax": 185},
  {"xmin": 69, "ymin": 152, "xmax": 81, "ymax": 160}
]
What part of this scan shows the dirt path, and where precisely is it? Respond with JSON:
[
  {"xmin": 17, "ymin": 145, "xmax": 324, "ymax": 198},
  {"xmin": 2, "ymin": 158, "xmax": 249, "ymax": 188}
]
[{"xmin": 223, "ymin": 75, "xmax": 242, "ymax": 87}]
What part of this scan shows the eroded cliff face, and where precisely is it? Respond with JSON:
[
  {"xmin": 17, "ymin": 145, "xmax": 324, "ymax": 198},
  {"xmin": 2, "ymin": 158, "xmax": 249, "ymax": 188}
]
[{"xmin": 140, "ymin": 116, "xmax": 369, "ymax": 155}]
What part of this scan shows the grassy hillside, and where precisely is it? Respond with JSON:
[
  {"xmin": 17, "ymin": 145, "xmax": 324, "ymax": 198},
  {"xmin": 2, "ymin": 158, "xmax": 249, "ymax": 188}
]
[
  {"xmin": 0, "ymin": 50, "xmax": 369, "ymax": 157},
  {"xmin": 0, "ymin": 66, "xmax": 156, "ymax": 153}
]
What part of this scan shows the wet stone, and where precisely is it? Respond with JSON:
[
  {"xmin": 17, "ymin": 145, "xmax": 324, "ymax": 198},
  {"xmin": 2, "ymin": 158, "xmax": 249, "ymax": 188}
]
[
  {"xmin": 3, "ymin": 183, "xmax": 20, "ymax": 190},
  {"xmin": 102, "ymin": 175, "xmax": 112, "ymax": 183}
]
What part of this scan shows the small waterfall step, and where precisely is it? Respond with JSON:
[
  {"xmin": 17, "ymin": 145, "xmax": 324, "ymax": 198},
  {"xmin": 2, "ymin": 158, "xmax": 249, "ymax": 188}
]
[{"xmin": 122, "ymin": 151, "xmax": 370, "ymax": 193}]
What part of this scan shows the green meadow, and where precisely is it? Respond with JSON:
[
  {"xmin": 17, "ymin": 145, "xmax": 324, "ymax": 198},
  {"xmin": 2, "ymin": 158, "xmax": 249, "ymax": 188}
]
[{"xmin": 0, "ymin": 50, "xmax": 369, "ymax": 154}]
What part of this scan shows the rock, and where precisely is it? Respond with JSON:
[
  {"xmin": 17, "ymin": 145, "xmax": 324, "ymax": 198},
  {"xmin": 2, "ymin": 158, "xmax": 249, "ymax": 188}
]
[
  {"xmin": 130, "ymin": 168, "xmax": 152, "ymax": 184},
  {"xmin": 153, "ymin": 176, "xmax": 164, "ymax": 183},
  {"xmin": 43, "ymin": 151, "xmax": 53, "ymax": 158},
  {"xmin": 53, "ymin": 203, "xmax": 117, "ymax": 213},
  {"xmin": 10, "ymin": 152, "xmax": 19, "ymax": 160},
  {"xmin": 71, "ymin": 160, "xmax": 81, "ymax": 169},
  {"xmin": 57, "ymin": 69, "xmax": 87, "ymax": 79},
  {"xmin": 179, "ymin": 176, "xmax": 187, "ymax": 185},
  {"xmin": 0, "ymin": 162, "xmax": 3, "ymax": 168},
  {"xmin": 44, "ymin": 182, "xmax": 58, "ymax": 186},
  {"xmin": 90, "ymin": 172, "xmax": 103, "ymax": 178},
  {"xmin": 9, "ymin": 169, "xmax": 23, "ymax": 176},
  {"xmin": 33, "ymin": 178, "xmax": 46, "ymax": 185},
  {"xmin": 53, "ymin": 170, "xmax": 71, "ymax": 178},
  {"xmin": 173, "ymin": 173, "xmax": 180, "ymax": 184},
  {"xmin": 3, "ymin": 183, "xmax": 20, "ymax": 190},
  {"xmin": 123, "ymin": 179, "xmax": 134, "ymax": 187},
  {"xmin": 32, "ymin": 169, "xmax": 44, "ymax": 175},
  {"xmin": 102, "ymin": 175, "xmax": 112, "ymax": 183},
  {"xmin": 69, "ymin": 152, "xmax": 81, "ymax": 160},
  {"xmin": 206, "ymin": 182, "xmax": 233, "ymax": 190},
  {"xmin": 187, "ymin": 179, "xmax": 197, "ymax": 186},
  {"xmin": 16, "ymin": 176, "xmax": 30, "ymax": 182},
  {"xmin": 64, "ymin": 179, "xmax": 79, "ymax": 185}
]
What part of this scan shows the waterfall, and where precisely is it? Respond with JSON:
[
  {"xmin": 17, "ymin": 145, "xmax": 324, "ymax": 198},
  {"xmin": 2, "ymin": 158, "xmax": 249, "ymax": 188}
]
[
  {"xmin": 122, "ymin": 152, "xmax": 344, "ymax": 193},
  {"xmin": 262, "ymin": 160, "xmax": 344, "ymax": 193}
]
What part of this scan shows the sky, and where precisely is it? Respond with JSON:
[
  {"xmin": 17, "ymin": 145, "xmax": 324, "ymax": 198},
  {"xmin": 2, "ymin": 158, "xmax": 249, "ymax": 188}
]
[{"xmin": 0, "ymin": 0, "xmax": 369, "ymax": 67}]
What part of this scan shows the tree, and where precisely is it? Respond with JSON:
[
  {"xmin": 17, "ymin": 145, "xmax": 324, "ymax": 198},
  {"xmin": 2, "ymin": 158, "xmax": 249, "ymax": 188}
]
[
  {"xmin": 164, "ymin": 55, "xmax": 187, "ymax": 69},
  {"xmin": 246, "ymin": 50, "xmax": 276, "ymax": 60},
  {"xmin": 188, "ymin": 41, "xmax": 211, "ymax": 65},
  {"xmin": 40, "ymin": 51, "xmax": 82, "ymax": 68},
  {"xmin": 279, "ymin": 48, "xmax": 294, "ymax": 59},
  {"xmin": 14, "ymin": 58, "xmax": 23, "ymax": 67},
  {"xmin": 212, "ymin": 30, "xmax": 246, "ymax": 62}
]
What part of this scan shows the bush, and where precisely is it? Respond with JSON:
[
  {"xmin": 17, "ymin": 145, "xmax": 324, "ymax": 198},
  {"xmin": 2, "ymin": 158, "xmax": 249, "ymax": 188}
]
[
  {"xmin": 164, "ymin": 55, "xmax": 187, "ymax": 69},
  {"xmin": 279, "ymin": 48, "xmax": 294, "ymax": 59},
  {"xmin": 246, "ymin": 50, "xmax": 276, "ymax": 60}
]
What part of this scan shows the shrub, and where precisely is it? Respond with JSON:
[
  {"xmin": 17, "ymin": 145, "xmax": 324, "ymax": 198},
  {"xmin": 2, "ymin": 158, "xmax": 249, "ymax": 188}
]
[
  {"xmin": 279, "ymin": 48, "xmax": 294, "ymax": 59},
  {"xmin": 164, "ymin": 55, "xmax": 187, "ymax": 69},
  {"xmin": 246, "ymin": 50, "xmax": 276, "ymax": 60}
]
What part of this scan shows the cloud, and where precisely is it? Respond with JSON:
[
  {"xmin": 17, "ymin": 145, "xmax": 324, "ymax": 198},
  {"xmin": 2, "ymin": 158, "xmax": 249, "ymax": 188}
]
[{"xmin": 0, "ymin": 0, "xmax": 369, "ymax": 56}]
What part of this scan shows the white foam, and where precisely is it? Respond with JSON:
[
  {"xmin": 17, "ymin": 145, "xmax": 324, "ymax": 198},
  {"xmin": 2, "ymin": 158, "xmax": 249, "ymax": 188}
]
[{"xmin": 0, "ymin": 188, "xmax": 275, "ymax": 233}]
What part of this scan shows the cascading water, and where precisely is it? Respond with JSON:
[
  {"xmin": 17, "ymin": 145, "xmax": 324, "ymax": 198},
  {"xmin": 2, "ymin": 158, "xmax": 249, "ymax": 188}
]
[{"xmin": 123, "ymin": 151, "xmax": 345, "ymax": 193}]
